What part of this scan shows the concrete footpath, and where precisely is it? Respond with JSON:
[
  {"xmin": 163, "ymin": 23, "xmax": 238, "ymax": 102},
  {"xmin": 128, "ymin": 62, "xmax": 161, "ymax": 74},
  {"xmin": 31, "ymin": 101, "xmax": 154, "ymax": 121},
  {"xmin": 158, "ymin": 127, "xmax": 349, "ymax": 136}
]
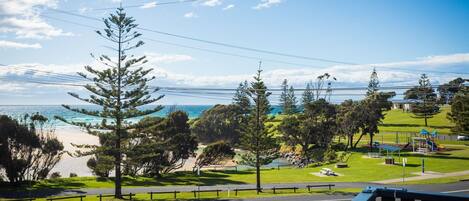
[{"xmin": 372, "ymin": 170, "xmax": 469, "ymax": 184}]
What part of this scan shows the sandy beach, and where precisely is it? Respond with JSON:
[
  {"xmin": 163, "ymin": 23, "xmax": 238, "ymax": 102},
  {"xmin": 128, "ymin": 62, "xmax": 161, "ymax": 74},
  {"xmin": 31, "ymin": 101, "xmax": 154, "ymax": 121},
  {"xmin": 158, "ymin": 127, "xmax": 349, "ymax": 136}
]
[
  {"xmin": 51, "ymin": 127, "xmax": 99, "ymax": 177},
  {"xmin": 51, "ymin": 127, "xmax": 199, "ymax": 177}
]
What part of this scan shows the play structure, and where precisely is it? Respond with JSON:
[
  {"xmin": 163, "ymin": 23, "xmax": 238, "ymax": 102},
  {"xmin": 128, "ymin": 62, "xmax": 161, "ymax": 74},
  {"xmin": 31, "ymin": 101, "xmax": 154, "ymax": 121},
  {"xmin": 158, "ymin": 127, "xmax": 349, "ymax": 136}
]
[
  {"xmin": 411, "ymin": 129, "xmax": 440, "ymax": 154},
  {"xmin": 377, "ymin": 144, "xmax": 402, "ymax": 164}
]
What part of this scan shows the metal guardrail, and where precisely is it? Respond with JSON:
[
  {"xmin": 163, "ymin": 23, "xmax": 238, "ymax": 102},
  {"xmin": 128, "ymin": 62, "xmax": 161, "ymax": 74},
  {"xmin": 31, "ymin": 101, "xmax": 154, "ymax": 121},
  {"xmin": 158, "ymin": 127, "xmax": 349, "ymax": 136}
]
[
  {"xmin": 97, "ymin": 193, "xmax": 135, "ymax": 201},
  {"xmin": 352, "ymin": 186, "xmax": 469, "ymax": 201}
]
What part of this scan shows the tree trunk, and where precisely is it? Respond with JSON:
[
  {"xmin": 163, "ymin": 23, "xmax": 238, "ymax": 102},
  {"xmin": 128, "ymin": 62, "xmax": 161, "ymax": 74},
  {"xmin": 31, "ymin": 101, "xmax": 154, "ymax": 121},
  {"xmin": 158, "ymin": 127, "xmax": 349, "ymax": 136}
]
[
  {"xmin": 256, "ymin": 151, "xmax": 261, "ymax": 193},
  {"xmin": 353, "ymin": 133, "xmax": 365, "ymax": 148},
  {"xmin": 114, "ymin": 20, "xmax": 123, "ymax": 199},
  {"xmin": 369, "ymin": 132, "xmax": 374, "ymax": 152},
  {"xmin": 424, "ymin": 114, "xmax": 428, "ymax": 127}
]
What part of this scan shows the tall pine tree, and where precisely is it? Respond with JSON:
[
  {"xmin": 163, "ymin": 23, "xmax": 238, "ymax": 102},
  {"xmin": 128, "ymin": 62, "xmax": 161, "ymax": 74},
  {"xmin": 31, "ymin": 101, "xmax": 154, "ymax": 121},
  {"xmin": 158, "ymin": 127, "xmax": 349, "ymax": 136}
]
[
  {"xmin": 233, "ymin": 80, "xmax": 251, "ymax": 115},
  {"xmin": 240, "ymin": 64, "xmax": 279, "ymax": 193},
  {"xmin": 409, "ymin": 74, "xmax": 440, "ymax": 127},
  {"xmin": 279, "ymin": 79, "xmax": 297, "ymax": 114},
  {"xmin": 56, "ymin": 8, "xmax": 163, "ymax": 198},
  {"xmin": 287, "ymin": 85, "xmax": 297, "ymax": 114},
  {"xmin": 367, "ymin": 68, "xmax": 380, "ymax": 96},
  {"xmin": 301, "ymin": 82, "xmax": 314, "ymax": 109}
]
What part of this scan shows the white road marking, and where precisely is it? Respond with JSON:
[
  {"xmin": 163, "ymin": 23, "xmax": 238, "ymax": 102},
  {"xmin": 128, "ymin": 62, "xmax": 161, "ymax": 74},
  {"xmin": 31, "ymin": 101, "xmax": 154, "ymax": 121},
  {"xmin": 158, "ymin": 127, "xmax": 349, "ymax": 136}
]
[{"xmin": 441, "ymin": 189, "xmax": 469, "ymax": 194}]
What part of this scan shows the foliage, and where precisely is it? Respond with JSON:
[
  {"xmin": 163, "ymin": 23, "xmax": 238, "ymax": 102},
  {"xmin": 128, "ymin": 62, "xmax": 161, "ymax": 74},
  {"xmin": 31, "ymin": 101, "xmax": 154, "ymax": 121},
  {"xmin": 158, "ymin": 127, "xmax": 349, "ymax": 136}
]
[
  {"xmin": 131, "ymin": 111, "xmax": 198, "ymax": 177},
  {"xmin": 194, "ymin": 141, "xmax": 235, "ymax": 171},
  {"xmin": 312, "ymin": 73, "xmax": 336, "ymax": 101},
  {"xmin": 301, "ymin": 82, "xmax": 314, "ymax": 109},
  {"xmin": 233, "ymin": 80, "xmax": 251, "ymax": 115},
  {"xmin": 367, "ymin": 68, "xmax": 379, "ymax": 96},
  {"xmin": 279, "ymin": 99, "xmax": 337, "ymax": 162},
  {"xmin": 69, "ymin": 173, "xmax": 78, "ymax": 178},
  {"xmin": 406, "ymin": 74, "xmax": 440, "ymax": 127},
  {"xmin": 437, "ymin": 77, "xmax": 468, "ymax": 104},
  {"xmin": 191, "ymin": 104, "xmax": 244, "ymax": 145},
  {"xmin": 447, "ymin": 87, "xmax": 469, "ymax": 134},
  {"xmin": 50, "ymin": 172, "xmax": 61, "ymax": 179},
  {"xmin": 86, "ymin": 154, "xmax": 114, "ymax": 178},
  {"xmin": 0, "ymin": 114, "xmax": 64, "ymax": 183},
  {"xmin": 240, "ymin": 66, "xmax": 279, "ymax": 191},
  {"xmin": 336, "ymin": 100, "xmax": 362, "ymax": 150},
  {"xmin": 55, "ymin": 8, "xmax": 163, "ymax": 197},
  {"xmin": 354, "ymin": 92, "xmax": 395, "ymax": 150},
  {"xmin": 279, "ymin": 79, "xmax": 297, "ymax": 114},
  {"xmin": 323, "ymin": 147, "xmax": 337, "ymax": 162}
]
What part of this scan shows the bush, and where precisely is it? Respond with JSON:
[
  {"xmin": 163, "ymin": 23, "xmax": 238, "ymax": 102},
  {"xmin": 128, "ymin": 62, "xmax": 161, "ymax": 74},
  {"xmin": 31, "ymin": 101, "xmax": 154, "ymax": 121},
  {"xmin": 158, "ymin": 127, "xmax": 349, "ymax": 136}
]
[
  {"xmin": 323, "ymin": 148, "xmax": 337, "ymax": 162},
  {"xmin": 69, "ymin": 172, "xmax": 77, "ymax": 177},
  {"xmin": 50, "ymin": 172, "xmax": 61, "ymax": 179}
]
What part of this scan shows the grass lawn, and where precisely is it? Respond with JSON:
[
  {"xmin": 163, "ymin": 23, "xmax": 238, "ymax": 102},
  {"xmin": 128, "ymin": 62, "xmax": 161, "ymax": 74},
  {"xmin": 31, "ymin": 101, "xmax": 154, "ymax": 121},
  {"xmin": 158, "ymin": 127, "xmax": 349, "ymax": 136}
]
[
  {"xmin": 3, "ymin": 145, "xmax": 467, "ymax": 192},
  {"xmin": 379, "ymin": 106, "xmax": 454, "ymax": 134}
]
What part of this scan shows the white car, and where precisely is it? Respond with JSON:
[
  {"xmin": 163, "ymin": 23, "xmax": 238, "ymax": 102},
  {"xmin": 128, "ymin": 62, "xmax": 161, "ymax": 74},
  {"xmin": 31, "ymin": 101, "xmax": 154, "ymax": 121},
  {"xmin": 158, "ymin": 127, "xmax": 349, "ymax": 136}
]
[{"xmin": 457, "ymin": 135, "xmax": 469, "ymax": 141}]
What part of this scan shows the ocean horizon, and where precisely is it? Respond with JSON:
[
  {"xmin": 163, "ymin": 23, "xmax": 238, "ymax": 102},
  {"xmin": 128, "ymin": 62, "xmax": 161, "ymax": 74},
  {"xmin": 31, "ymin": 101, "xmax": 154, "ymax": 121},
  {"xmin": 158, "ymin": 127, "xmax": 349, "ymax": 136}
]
[{"xmin": 0, "ymin": 105, "xmax": 282, "ymax": 127}]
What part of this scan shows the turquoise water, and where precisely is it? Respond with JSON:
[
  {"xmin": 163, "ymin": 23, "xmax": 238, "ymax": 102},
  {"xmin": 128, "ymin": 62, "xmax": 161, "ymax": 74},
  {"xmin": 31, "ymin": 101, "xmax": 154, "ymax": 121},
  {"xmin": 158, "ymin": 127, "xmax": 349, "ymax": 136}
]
[{"xmin": 0, "ymin": 105, "xmax": 282, "ymax": 127}]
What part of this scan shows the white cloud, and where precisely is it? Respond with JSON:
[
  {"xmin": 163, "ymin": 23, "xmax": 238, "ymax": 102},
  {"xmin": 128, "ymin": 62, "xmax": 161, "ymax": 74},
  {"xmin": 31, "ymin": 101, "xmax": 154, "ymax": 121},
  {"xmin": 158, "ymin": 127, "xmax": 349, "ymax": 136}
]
[
  {"xmin": 140, "ymin": 1, "xmax": 157, "ymax": 9},
  {"xmin": 183, "ymin": 12, "xmax": 198, "ymax": 18},
  {"xmin": 222, "ymin": 4, "xmax": 234, "ymax": 10},
  {"xmin": 145, "ymin": 52, "xmax": 193, "ymax": 64},
  {"xmin": 253, "ymin": 0, "xmax": 282, "ymax": 10},
  {"xmin": 202, "ymin": 0, "xmax": 222, "ymax": 7},
  {"xmin": 0, "ymin": 40, "xmax": 42, "ymax": 49},
  {"xmin": 1, "ymin": 53, "xmax": 468, "ymax": 95},
  {"xmin": 0, "ymin": 0, "xmax": 72, "ymax": 39}
]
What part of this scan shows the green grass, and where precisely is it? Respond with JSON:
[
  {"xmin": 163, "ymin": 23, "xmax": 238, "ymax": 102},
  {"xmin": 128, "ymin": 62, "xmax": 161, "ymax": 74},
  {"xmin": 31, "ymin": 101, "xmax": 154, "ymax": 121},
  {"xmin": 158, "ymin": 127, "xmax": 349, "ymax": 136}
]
[
  {"xmin": 379, "ymin": 106, "xmax": 454, "ymax": 134},
  {"xmin": 3, "ymin": 145, "xmax": 468, "ymax": 192}
]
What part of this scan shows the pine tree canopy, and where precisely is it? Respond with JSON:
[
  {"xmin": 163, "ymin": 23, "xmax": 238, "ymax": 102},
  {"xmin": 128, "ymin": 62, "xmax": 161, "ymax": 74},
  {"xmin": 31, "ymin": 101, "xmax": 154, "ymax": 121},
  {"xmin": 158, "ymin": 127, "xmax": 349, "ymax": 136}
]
[{"xmin": 55, "ymin": 8, "xmax": 163, "ymax": 198}]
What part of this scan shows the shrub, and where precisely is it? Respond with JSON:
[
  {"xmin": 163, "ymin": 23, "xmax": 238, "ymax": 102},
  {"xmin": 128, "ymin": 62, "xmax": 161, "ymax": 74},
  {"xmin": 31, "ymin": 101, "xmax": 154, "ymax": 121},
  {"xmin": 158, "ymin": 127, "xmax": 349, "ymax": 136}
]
[
  {"xmin": 50, "ymin": 172, "xmax": 61, "ymax": 179},
  {"xmin": 69, "ymin": 173, "xmax": 78, "ymax": 177},
  {"xmin": 323, "ymin": 148, "xmax": 337, "ymax": 162}
]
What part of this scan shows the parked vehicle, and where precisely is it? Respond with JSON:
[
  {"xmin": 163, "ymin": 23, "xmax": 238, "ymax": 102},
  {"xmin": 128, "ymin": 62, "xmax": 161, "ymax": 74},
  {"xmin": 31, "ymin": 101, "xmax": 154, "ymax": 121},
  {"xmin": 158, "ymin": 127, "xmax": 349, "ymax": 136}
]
[{"xmin": 457, "ymin": 135, "xmax": 469, "ymax": 141}]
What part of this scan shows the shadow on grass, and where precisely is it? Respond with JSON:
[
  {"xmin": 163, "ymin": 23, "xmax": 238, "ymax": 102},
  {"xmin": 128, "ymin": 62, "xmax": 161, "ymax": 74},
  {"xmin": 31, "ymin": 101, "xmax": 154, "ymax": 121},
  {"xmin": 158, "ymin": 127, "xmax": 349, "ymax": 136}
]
[
  {"xmin": 380, "ymin": 123, "xmax": 452, "ymax": 129},
  {"xmin": 0, "ymin": 179, "xmax": 88, "ymax": 198}
]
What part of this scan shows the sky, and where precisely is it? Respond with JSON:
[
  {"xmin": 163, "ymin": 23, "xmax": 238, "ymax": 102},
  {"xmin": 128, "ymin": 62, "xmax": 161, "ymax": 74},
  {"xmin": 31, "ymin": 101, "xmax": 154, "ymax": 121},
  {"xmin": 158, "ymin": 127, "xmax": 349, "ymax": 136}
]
[{"xmin": 0, "ymin": 0, "xmax": 469, "ymax": 105}]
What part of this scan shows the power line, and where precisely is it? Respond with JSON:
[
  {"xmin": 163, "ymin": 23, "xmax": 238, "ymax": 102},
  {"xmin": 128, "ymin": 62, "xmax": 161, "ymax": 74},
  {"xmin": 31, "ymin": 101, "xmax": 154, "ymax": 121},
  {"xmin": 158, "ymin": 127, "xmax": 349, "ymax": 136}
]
[
  {"xmin": 40, "ymin": 9, "xmax": 469, "ymax": 75},
  {"xmin": 44, "ymin": 7, "xmax": 359, "ymax": 65}
]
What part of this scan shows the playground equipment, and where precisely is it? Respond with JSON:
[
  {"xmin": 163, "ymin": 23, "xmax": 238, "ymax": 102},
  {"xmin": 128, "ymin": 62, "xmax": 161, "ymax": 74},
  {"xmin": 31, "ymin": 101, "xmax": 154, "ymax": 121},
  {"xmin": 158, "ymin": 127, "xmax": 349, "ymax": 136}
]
[
  {"xmin": 412, "ymin": 129, "xmax": 440, "ymax": 154},
  {"xmin": 377, "ymin": 144, "xmax": 402, "ymax": 164}
]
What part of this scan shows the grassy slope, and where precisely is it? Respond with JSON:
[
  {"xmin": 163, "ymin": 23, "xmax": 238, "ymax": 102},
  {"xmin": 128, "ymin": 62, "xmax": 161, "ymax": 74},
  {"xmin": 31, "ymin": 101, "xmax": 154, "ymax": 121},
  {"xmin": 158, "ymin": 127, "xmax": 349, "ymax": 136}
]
[{"xmin": 380, "ymin": 106, "xmax": 454, "ymax": 134}]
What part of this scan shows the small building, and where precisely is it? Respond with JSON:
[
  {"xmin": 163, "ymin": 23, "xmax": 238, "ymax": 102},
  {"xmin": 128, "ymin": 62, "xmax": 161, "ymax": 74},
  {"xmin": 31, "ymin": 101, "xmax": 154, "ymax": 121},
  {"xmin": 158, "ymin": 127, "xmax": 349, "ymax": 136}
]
[{"xmin": 392, "ymin": 99, "xmax": 421, "ymax": 112}]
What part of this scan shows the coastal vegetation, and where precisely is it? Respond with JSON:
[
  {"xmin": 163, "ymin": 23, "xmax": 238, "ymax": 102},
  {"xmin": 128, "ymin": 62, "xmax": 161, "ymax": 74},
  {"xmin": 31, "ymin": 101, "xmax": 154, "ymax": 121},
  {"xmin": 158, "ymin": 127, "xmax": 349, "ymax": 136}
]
[{"xmin": 0, "ymin": 7, "xmax": 468, "ymax": 201}]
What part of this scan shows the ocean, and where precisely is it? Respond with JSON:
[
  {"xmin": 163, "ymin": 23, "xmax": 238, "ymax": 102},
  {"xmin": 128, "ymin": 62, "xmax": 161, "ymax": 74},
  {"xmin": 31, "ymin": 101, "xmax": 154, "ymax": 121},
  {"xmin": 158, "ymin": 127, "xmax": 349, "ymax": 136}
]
[{"xmin": 0, "ymin": 105, "xmax": 282, "ymax": 127}]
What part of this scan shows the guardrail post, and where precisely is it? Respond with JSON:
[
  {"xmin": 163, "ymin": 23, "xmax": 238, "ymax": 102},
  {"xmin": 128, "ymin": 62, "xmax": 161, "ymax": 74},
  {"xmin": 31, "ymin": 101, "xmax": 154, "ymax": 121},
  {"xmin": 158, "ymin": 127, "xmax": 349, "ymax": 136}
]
[
  {"xmin": 174, "ymin": 191, "xmax": 177, "ymax": 199},
  {"xmin": 273, "ymin": 187, "xmax": 276, "ymax": 194},
  {"xmin": 328, "ymin": 184, "xmax": 331, "ymax": 190}
]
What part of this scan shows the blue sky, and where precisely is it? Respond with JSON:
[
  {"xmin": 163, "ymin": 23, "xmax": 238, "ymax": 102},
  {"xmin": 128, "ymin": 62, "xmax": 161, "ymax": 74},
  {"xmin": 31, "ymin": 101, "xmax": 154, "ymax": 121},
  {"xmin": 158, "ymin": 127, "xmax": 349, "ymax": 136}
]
[{"xmin": 0, "ymin": 0, "xmax": 469, "ymax": 105}]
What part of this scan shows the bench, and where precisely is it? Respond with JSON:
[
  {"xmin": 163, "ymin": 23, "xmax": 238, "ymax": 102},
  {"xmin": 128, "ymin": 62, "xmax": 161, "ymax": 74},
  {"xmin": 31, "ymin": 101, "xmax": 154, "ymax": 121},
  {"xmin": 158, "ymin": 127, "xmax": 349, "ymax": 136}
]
[
  {"xmin": 271, "ymin": 187, "xmax": 298, "ymax": 194},
  {"xmin": 306, "ymin": 184, "xmax": 335, "ymax": 191},
  {"xmin": 191, "ymin": 189, "xmax": 222, "ymax": 197},
  {"xmin": 97, "ymin": 193, "xmax": 135, "ymax": 201},
  {"xmin": 148, "ymin": 191, "xmax": 180, "ymax": 199},
  {"xmin": 233, "ymin": 188, "xmax": 263, "ymax": 195},
  {"xmin": 46, "ymin": 195, "xmax": 86, "ymax": 201}
]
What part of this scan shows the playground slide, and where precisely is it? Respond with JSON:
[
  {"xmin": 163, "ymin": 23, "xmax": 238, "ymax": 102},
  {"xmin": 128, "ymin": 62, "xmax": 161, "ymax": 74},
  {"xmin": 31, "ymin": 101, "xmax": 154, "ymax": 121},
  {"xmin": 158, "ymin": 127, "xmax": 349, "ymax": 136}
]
[
  {"xmin": 403, "ymin": 142, "xmax": 411, "ymax": 149},
  {"xmin": 427, "ymin": 140, "xmax": 438, "ymax": 150}
]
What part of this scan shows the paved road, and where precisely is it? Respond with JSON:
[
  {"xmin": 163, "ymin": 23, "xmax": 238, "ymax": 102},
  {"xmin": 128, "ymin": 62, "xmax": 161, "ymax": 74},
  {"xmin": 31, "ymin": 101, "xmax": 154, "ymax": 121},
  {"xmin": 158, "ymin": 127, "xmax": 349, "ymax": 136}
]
[{"xmin": 2, "ymin": 181, "xmax": 469, "ymax": 200}]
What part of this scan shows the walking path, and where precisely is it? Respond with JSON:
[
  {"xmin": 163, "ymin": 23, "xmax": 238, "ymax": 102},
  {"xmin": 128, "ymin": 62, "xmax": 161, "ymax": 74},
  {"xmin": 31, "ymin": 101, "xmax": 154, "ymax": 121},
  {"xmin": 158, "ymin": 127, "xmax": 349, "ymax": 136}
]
[{"xmin": 372, "ymin": 170, "xmax": 469, "ymax": 184}]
